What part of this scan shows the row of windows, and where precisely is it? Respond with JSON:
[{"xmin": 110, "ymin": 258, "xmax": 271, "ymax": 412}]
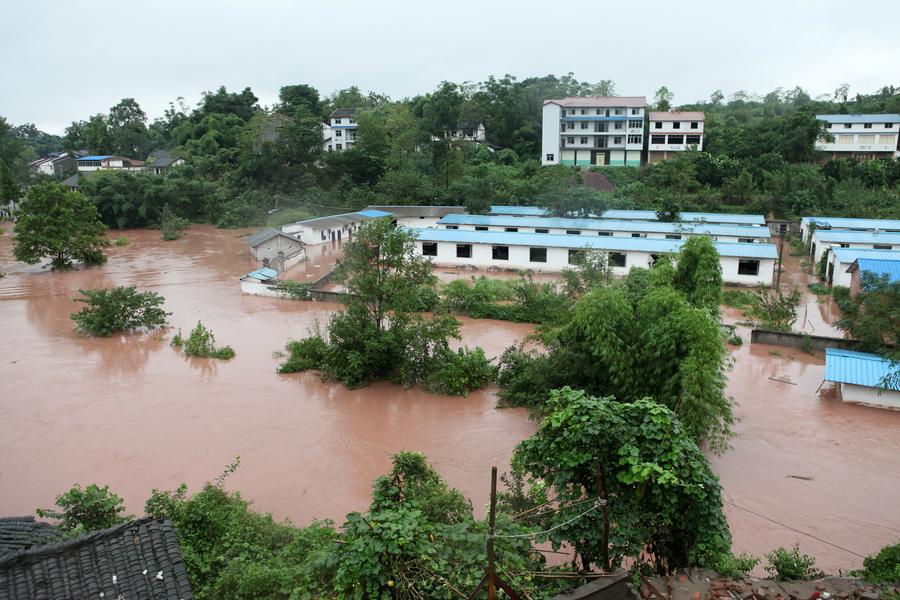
[
  {"xmin": 830, "ymin": 123, "xmax": 894, "ymax": 129},
  {"xmin": 423, "ymin": 242, "xmax": 764, "ymax": 275},
  {"xmin": 451, "ymin": 226, "xmax": 690, "ymax": 239},
  {"xmin": 650, "ymin": 134, "xmax": 702, "ymax": 145},
  {"xmin": 653, "ymin": 121, "xmax": 700, "ymax": 129},
  {"xmin": 566, "ymin": 108, "xmax": 642, "ymax": 116}
]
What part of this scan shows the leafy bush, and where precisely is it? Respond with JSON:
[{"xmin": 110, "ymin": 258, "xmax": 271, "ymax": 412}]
[
  {"xmin": 113, "ymin": 236, "xmax": 130, "ymax": 246},
  {"xmin": 817, "ymin": 249, "xmax": 830, "ymax": 280},
  {"xmin": 424, "ymin": 347, "xmax": 496, "ymax": 396},
  {"xmin": 832, "ymin": 285, "xmax": 852, "ymax": 312},
  {"xmin": 714, "ymin": 552, "xmax": 760, "ymax": 578},
  {"xmin": 265, "ymin": 207, "xmax": 313, "ymax": 228},
  {"xmin": 721, "ymin": 289, "xmax": 758, "ymax": 309},
  {"xmin": 750, "ymin": 286, "xmax": 802, "ymax": 332},
  {"xmin": 278, "ymin": 335, "xmax": 329, "ymax": 373},
  {"xmin": 856, "ymin": 543, "xmax": 900, "ymax": 584},
  {"xmin": 172, "ymin": 321, "xmax": 236, "ymax": 359},
  {"xmin": 71, "ymin": 286, "xmax": 169, "ymax": 336},
  {"xmin": 37, "ymin": 484, "xmax": 131, "ymax": 536},
  {"xmin": 274, "ymin": 280, "xmax": 311, "ymax": 300},
  {"xmin": 807, "ymin": 283, "xmax": 831, "ymax": 296},
  {"xmin": 728, "ymin": 334, "xmax": 743, "ymax": 346},
  {"xmin": 765, "ymin": 544, "xmax": 824, "ymax": 580},
  {"xmin": 160, "ymin": 204, "xmax": 189, "ymax": 240},
  {"xmin": 442, "ymin": 276, "xmax": 513, "ymax": 316}
]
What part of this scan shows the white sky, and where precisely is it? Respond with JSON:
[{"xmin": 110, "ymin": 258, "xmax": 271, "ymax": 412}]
[{"xmin": 3, "ymin": 0, "xmax": 899, "ymax": 135}]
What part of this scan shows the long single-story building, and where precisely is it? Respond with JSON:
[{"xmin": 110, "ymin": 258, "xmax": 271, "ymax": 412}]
[
  {"xmin": 364, "ymin": 205, "xmax": 466, "ymax": 228},
  {"xmin": 825, "ymin": 348, "xmax": 900, "ymax": 410},
  {"xmin": 848, "ymin": 257, "xmax": 900, "ymax": 297},
  {"xmin": 247, "ymin": 228, "xmax": 305, "ymax": 272},
  {"xmin": 437, "ymin": 214, "xmax": 771, "ymax": 243},
  {"xmin": 282, "ymin": 209, "xmax": 392, "ymax": 245},
  {"xmin": 412, "ymin": 228, "xmax": 777, "ymax": 286},
  {"xmin": 488, "ymin": 206, "xmax": 766, "ymax": 226},
  {"xmin": 825, "ymin": 247, "xmax": 900, "ymax": 287},
  {"xmin": 800, "ymin": 216, "xmax": 900, "ymax": 242},
  {"xmin": 810, "ymin": 230, "xmax": 900, "ymax": 263}
]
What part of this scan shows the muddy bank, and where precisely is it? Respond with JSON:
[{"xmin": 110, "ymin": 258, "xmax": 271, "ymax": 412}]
[{"xmin": 0, "ymin": 225, "xmax": 535, "ymax": 524}]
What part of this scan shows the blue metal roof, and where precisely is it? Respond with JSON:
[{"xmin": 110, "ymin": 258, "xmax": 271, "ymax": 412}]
[
  {"xmin": 490, "ymin": 206, "xmax": 549, "ymax": 216},
  {"xmin": 599, "ymin": 209, "xmax": 658, "ymax": 220},
  {"xmin": 489, "ymin": 206, "xmax": 766, "ymax": 225},
  {"xmin": 852, "ymin": 259, "xmax": 900, "ymax": 283},
  {"xmin": 825, "ymin": 349, "xmax": 899, "ymax": 391},
  {"xmin": 816, "ymin": 114, "xmax": 900, "ymax": 124},
  {"xmin": 814, "ymin": 231, "xmax": 900, "ymax": 244},
  {"xmin": 77, "ymin": 155, "xmax": 113, "ymax": 161},
  {"xmin": 803, "ymin": 217, "xmax": 900, "ymax": 231},
  {"xmin": 438, "ymin": 214, "xmax": 771, "ymax": 238},
  {"xmin": 357, "ymin": 209, "xmax": 393, "ymax": 218},
  {"xmin": 412, "ymin": 228, "xmax": 778, "ymax": 259},
  {"xmin": 831, "ymin": 247, "xmax": 900, "ymax": 265},
  {"xmin": 245, "ymin": 267, "xmax": 279, "ymax": 281}
]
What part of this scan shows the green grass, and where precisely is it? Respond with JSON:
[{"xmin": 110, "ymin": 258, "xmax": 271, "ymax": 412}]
[
  {"xmin": 807, "ymin": 283, "xmax": 831, "ymax": 296},
  {"xmin": 722, "ymin": 289, "xmax": 757, "ymax": 309},
  {"xmin": 266, "ymin": 208, "xmax": 314, "ymax": 228}
]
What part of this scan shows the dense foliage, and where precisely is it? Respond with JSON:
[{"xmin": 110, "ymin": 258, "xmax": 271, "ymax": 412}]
[
  {"xmin": 442, "ymin": 273, "xmax": 571, "ymax": 324},
  {"xmin": 856, "ymin": 543, "xmax": 900, "ymax": 584},
  {"xmin": 512, "ymin": 387, "xmax": 731, "ymax": 573},
  {"xmin": 37, "ymin": 484, "xmax": 131, "ymax": 536},
  {"xmin": 70, "ymin": 286, "xmax": 169, "ymax": 336},
  {"xmin": 13, "ymin": 183, "xmax": 108, "ymax": 269},
  {"xmin": 764, "ymin": 545, "xmax": 824, "ymax": 580},
  {"xmin": 171, "ymin": 321, "xmax": 235, "ymax": 359},
  {"xmin": 159, "ymin": 203, "xmax": 190, "ymax": 240}
]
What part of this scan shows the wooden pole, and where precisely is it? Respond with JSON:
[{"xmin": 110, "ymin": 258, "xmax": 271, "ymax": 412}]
[{"xmin": 487, "ymin": 466, "xmax": 497, "ymax": 600}]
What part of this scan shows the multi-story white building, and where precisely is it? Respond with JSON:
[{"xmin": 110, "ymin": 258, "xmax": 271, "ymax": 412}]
[
  {"xmin": 815, "ymin": 114, "xmax": 900, "ymax": 160},
  {"xmin": 541, "ymin": 97, "xmax": 646, "ymax": 167},
  {"xmin": 647, "ymin": 111, "xmax": 704, "ymax": 163},
  {"xmin": 324, "ymin": 108, "xmax": 358, "ymax": 152}
]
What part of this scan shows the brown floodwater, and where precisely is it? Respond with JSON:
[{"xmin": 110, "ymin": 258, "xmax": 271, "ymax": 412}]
[
  {"xmin": 0, "ymin": 225, "xmax": 535, "ymax": 525},
  {"xmin": 1, "ymin": 225, "xmax": 897, "ymax": 574}
]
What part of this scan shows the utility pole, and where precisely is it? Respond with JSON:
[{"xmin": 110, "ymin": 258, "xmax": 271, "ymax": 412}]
[
  {"xmin": 467, "ymin": 467, "xmax": 520, "ymax": 600},
  {"xmin": 776, "ymin": 233, "xmax": 784, "ymax": 290}
]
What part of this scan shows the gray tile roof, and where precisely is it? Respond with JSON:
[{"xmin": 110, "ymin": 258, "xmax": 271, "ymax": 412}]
[
  {"xmin": 0, "ymin": 517, "xmax": 63, "ymax": 561},
  {"xmin": 247, "ymin": 227, "xmax": 285, "ymax": 247},
  {"xmin": 146, "ymin": 149, "xmax": 180, "ymax": 168},
  {"xmin": 0, "ymin": 518, "xmax": 194, "ymax": 599},
  {"xmin": 365, "ymin": 205, "xmax": 467, "ymax": 218},
  {"xmin": 329, "ymin": 108, "xmax": 356, "ymax": 118}
]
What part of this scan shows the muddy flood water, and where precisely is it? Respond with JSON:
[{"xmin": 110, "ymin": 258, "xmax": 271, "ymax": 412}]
[{"xmin": 1, "ymin": 225, "xmax": 898, "ymax": 573}]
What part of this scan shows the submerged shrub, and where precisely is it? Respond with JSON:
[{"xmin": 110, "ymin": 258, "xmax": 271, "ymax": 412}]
[
  {"xmin": 278, "ymin": 335, "xmax": 329, "ymax": 373},
  {"xmin": 71, "ymin": 286, "xmax": 169, "ymax": 336},
  {"xmin": 172, "ymin": 321, "xmax": 235, "ymax": 359},
  {"xmin": 275, "ymin": 280, "xmax": 312, "ymax": 300},
  {"xmin": 765, "ymin": 544, "xmax": 824, "ymax": 580},
  {"xmin": 424, "ymin": 347, "xmax": 496, "ymax": 396},
  {"xmin": 113, "ymin": 236, "xmax": 130, "ymax": 246},
  {"xmin": 159, "ymin": 204, "xmax": 189, "ymax": 241}
]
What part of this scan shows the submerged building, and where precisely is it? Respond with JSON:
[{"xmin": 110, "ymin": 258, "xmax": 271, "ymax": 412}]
[{"xmin": 825, "ymin": 349, "xmax": 900, "ymax": 410}]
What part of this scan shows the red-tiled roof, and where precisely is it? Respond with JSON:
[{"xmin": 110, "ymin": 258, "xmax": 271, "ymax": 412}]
[
  {"xmin": 545, "ymin": 96, "xmax": 647, "ymax": 108},
  {"xmin": 649, "ymin": 111, "xmax": 705, "ymax": 121}
]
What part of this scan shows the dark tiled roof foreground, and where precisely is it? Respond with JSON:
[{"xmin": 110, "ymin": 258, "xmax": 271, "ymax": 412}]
[
  {"xmin": 0, "ymin": 518, "xmax": 194, "ymax": 600},
  {"xmin": 0, "ymin": 518, "xmax": 64, "ymax": 560}
]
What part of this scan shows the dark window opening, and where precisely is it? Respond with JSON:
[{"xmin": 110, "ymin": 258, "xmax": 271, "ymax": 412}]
[
  {"xmin": 456, "ymin": 244, "xmax": 472, "ymax": 258},
  {"xmin": 529, "ymin": 247, "xmax": 547, "ymax": 263},
  {"xmin": 738, "ymin": 259, "xmax": 760, "ymax": 276},
  {"xmin": 597, "ymin": 231, "xmax": 611, "ymax": 236},
  {"xmin": 492, "ymin": 245, "xmax": 509, "ymax": 260},
  {"xmin": 445, "ymin": 225, "xmax": 458, "ymax": 230},
  {"xmin": 422, "ymin": 242, "xmax": 437, "ymax": 256},
  {"xmin": 535, "ymin": 228, "xmax": 549, "ymax": 233},
  {"xmin": 665, "ymin": 234, "xmax": 681, "ymax": 240},
  {"xmin": 475, "ymin": 226, "xmax": 488, "ymax": 231},
  {"xmin": 608, "ymin": 252, "xmax": 626, "ymax": 267},
  {"xmin": 505, "ymin": 227, "xmax": 519, "ymax": 232},
  {"xmin": 566, "ymin": 230, "xmax": 581, "ymax": 235}
]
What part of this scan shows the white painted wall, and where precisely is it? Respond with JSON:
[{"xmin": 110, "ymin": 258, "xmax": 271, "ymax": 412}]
[
  {"xmin": 442, "ymin": 223, "xmax": 765, "ymax": 243},
  {"xmin": 541, "ymin": 103, "xmax": 561, "ymax": 165},
  {"xmin": 394, "ymin": 216, "xmax": 443, "ymax": 228},
  {"xmin": 811, "ymin": 237, "xmax": 897, "ymax": 263},
  {"xmin": 840, "ymin": 383, "xmax": 900, "ymax": 410}
]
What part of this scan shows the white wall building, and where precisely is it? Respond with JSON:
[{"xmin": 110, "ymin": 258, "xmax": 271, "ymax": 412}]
[
  {"xmin": 436, "ymin": 214, "xmax": 770, "ymax": 243},
  {"xmin": 412, "ymin": 228, "xmax": 776, "ymax": 286},
  {"xmin": 76, "ymin": 155, "xmax": 143, "ymax": 172},
  {"xmin": 282, "ymin": 209, "xmax": 392, "ymax": 245},
  {"xmin": 246, "ymin": 228, "xmax": 306, "ymax": 272},
  {"xmin": 364, "ymin": 205, "xmax": 466, "ymax": 228},
  {"xmin": 825, "ymin": 247, "xmax": 900, "ymax": 287},
  {"xmin": 815, "ymin": 114, "xmax": 900, "ymax": 160},
  {"xmin": 29, "ymin": 153, "xmax": 76, "ymax": 177},
  {"xmin": 809, "ymin": 230, "xmax": 900, "ymax": 263},
  {"xmin": 647, "ymin": 112, "xmax": 704, "ymax": 163},
  {"xmin": 800, "ymin": 216, "xmax": 900, "ymax": 242},
  {"xmin": 825, "ymin": 349, "xmax": 900, "ymax": 410},
  {"xmin": 541, "ymin": 96, "xmax": 646, "ymax": 167},
  {"xmin": 325, "ymin": 108, "xmax": 358, "ymax": 152}
]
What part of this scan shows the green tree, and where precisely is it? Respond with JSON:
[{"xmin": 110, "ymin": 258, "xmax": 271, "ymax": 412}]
[
  {"xmin": 674, "ymin": 236, "xmax": 723, "ymax": 313},
  {"xmin": 71, "ymin": 286, "xmax": 169, "ymax": 336},
  {"xmin": 654, "ymin": 86, "xmax": 674, "ymax": 111},
  {"xmin": 513, "ymin": 387, "xmax": 731, "ymax": 573},
  {"xmin": 107, "ymin": 98, "xmax": 149, "ymax": 158},
  {"xmin": 278, "ymin": 83, "xmax": 321, "ymax": 115},
  {"xmin": 13, "ymin": 183, "xmax": 108, "ymax": 269},
  {"xmin": 0, "ymin": 158, "xmax": 20, "ymax": 203},
  {"xmin": 836, "ymin": 272, "xmax": 899, "ymax": 351},
  {"xmin": 37, "ymin": 484, "xmax": 131, "ymax": 536}
]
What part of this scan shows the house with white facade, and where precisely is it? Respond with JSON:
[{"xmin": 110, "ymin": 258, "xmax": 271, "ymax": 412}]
[
  {"xmin": 144, "ymin": 149, "xmax": 185, "ymax": 175},
  {"xmin": 436, "ymin": 214, "xmax": 770, "ymax": 243},
  {"xmin": 489, "ymin": 206, "xmax": 766, "ymax": 226},
  {"xmin": 76, "ymin": 155, "xmax": 143, "ymax": 172},
  {"xmin": 281, "ymin": 209, "xmax": 392, "ymax": 245},
  {"xmin": 800, "ymin": 216, "xmax": 900, "ymax": 242},
  {"xmin": 541, "ymin": 97, "xmax": 646, "ymax": 167},
  {"xmin": 364, "ymin": 205, "xmax": 466, "ymax": 228},
  {"xmin": 247, "ymin": 228, "xmax": 306, "ymax": 272},
  {"xmin": 825, "ymin": 349, "xmax": 900, "ymax": 410},
  {"xmin": 325, "ymin": 108, "xmax": 358, "ymax": 152},
  {"xmin": 29, "ymin": 153, "xmax": 76, "ymax": 177},
  {"xmin": 647, "ymin": 112, "xmax": 704, "ymax": 163},
  {"xmin": 848, "ymin": 257, "xmax": 900, "ymax": 297},
  {"xmin": 825, "ymin": 247, "xmax": 900, "ymax": 287},
  {"xmin": 412, "ymin": 228, "xmax": 777, "ymax": 286},
  {"xmin": 815, "ymin": 114, "xmax": 900, "ymax": 160},
  {"xmin": 239, "ymin": 267, "xmax": 281, "ymax": 296},
  {"xmin": 809, "ymin": 230, "xmax": 900, "ymax": 263}
]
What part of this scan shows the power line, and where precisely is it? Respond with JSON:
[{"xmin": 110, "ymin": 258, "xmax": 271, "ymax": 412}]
[
  {"xmin": 492, "ymin": 499, "xmax": 606, "ymax": 540},
  {"xmin": 723, "ymin": 499, "xmax": 866, "ymax": 559}
]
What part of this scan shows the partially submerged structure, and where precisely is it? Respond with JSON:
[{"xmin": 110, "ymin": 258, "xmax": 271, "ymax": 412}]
[
  {"xmin": 825, "ymin": 248, "xmax": 900, "ymax": 287},
  {"xmin": 239, "ymin": 267, "xmax": 280, "ymax": 296},
  {"xmin": 282, "ymin": 209, "xmax": 392, "ymax": 244},
  {"xmin": 247, "ymin": 228, "xmax": 305, "ymax": 271},
  {"xmin": 848, "ymin": 257, "xmax": 900, "ymax": 296},
  {"xmin": 364, "ymin": 205, "xmax": 466, "ymax": 228},
  {"xmin": 824, "ymin": 349, "xmax": 900, "ymax": 410}
]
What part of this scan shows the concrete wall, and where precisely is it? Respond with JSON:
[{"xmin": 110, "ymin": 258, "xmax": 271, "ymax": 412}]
[
  {"xmin": 840, "ymin": 382, "xmax": 900, "ymax": 410},
  {"xmin": 749, "ymin": 329, "xmax": 858, "ymax": 351},
  {"xmin": 250, "ymin": 236, "xmax": 304, "ymax": 263},
  {"xmin": 441, "ymin": 223, "xmax": 766, "ymax": 243},
  {"xmin": 394, "ymin": 216, "xmax": 443, "ymax": 228},
  {"xmin": 541, "ymin": 103, "xmax": 562, "ymax": 165},
  {"xmin": 283, "ymin": 221, "xmax": 363, "ymax": 245}
]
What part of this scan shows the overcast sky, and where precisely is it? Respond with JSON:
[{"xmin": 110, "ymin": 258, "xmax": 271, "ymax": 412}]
[{"xmin": 3, "ymin": 0, "xmax": 899, "ymax": 135}]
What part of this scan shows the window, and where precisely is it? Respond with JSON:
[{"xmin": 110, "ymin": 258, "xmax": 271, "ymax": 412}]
[
  {"xmin": 843, "ymin": 123, "xmax": 852, "ymax": 129},
  {"xmin": 580, "ymin": 137, "xmax": 588, "ymax": 144},
  {"xmin": 614, "ymin": 109, "xmax": 623, "ymax": 115},
  {"xmin": 614, "ymin": 122, "xmax": 623, "ymax": 130},
  {"xmin": 492, "ymin": 245, "xmax": 509, "ymax": 260},
  {"xmin": 887, "ymin": 123, "xmax": 895, "ymax": 128},
  {"xmin": 613, "ymin": 136, "xmax": 623, "ymax": 144},
  {"xmin": 864, "ymin": 123, "xmax": 872, "ymax": 129},
  {"xmin": 668, "ymin": 135, "xmax": 684, "ymax": 144},
  {"xmin": 651, "ymin": 134, "xmax": 665, "ymax": 144},
  {"xmin": 546, "ymin": 153, "xmax": 555, "ymax": 161},
  {"xmin": 874, "ymin": 244, "xmax": 893, "ymax": 250},
  {"xmin": 529, "ymin": 247, "xmax": 547, "ymax": 263},
  {"xmin": 567, "ymin": 122, "xmax": 574, "ymax": 130},
  {"xmin": 629, "ymin": 120, "xmax": 642, "ymax": 128},
  {"xmin": 737, "ymin": 259, "xmax": 760, "ymax": 276},
  {"xmin": 691, "ymin": 122, "xmax": 699, "ymax": 129},
  {"xmin": 335, "ymin": 130, "xmax": 342, "ymax": 137},
  {"xmin": 335, "ymin": 143, "xmax": 342, "ymax": 150},
  {"xmin": 839, "ymin": 243, "xmax": 850, "ymax": 248},
  {"xmin": 456, "ymin": 244, "xmax": 472, "ymax": 258},
  {"xmin": 596, "ymin": 109, "xmax": 602, "ymax": 115},
  {"xmin": 665, "ymin": 234, "xmax": 681, "ymax": 240},
  {"xmin": 580, "ymin": 109, "xmax": 586, "ymax": 115},
  {"xmin": 628, "ymin": 135, "xmax": 642, "ymax": 144},
  {"xmin": 686, "ymin": 135, "xmax": 701, "ymax": 145},
  {"xmin": 597, "ymin": 231, "xmax": 611, "ymax": 236},
  {"xmin": 568, "ymin": 249, "xmax": 583, "ymax": 264},
  {"xmin": 422, "ymin": 242, "xmax": 437, "ymax": 256},
  {"xmin": 475, "ymin": 226, "xmax": 488, "ymax": 231},
  {"xmin": 581, "ymin": 122, "xmax": 588, "ymax": 129},
  {"xmin": 673, "ymin": 122, "xmax": 681, "ymax": 129},
  {"xmin": 445, "ymin": 225, "xmax": 458, "ymax": 230},
  {"xmin": 654, "ymin": 122, "xmax": 662, "ymax": 129},
  {"xmin": 631, "ymin": 108, "xmax": 640, "ymax": 115},
  {"xmin": 535, "ymin": 228, "xmax": 549, "ymax": 234},
  {"xmin": 631, "ymin": 233, "xmax": 646, "ymax": 238},
  {"xmin": 608, "ymin": 252, "xmax": 626, "ymax": 267},
  {"xmin": 566, "ymin": 230, "xmax": 580, "ymax": 235},
  {"xmin": 567, "ymin": 137, "xmax": 575, "ymax": 144},
  {"xmin": 505, "ymin": 227, "xmax": 519, "ymax": 232},
  {"xmin": 335, "ymin": 118, "xmax": 342, "ymax": 124},
  {"xmin": 738, "ymin": 237, "xmax": 755, "ymax": 244}
]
